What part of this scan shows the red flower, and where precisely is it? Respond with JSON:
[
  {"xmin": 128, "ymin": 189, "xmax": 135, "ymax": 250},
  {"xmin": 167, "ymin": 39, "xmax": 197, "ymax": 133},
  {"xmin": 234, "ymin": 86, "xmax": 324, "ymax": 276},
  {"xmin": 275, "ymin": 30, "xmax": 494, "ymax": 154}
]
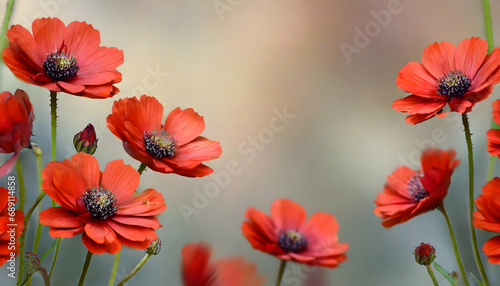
[
  {"xmin": 393, "ymin": 37, "xmax": 500, "ymax": 124},
  {"xmin": 39, "ymin": 153, "xmax": 166, "ymax": 254},
  {"xmin": 473, "ymin": 177, "xmax": 500, "ymax": 264},
  {"xmin": 107, "ymin": 95, "xmax": 222, "ymax": 177},
  {"xmin": 414, "ymin": 243, "xmax": 436, "ymax": 266},
  {"xmin": 3, "ymin": 17, "xmax": 123, "ymax": 98},
  {"xmin": 0, "ymin": 89, "xmax": 34, "ymax": 177},
  {"xmin": 374, "ymin": 148, "xmax": 459, "ymax": 228},
  {"xmin": 241, "ymin": 199, "xmax": 348, "ymax": 268},
  {"xmin": 0, "ymin": 187, "xmax": 24, "ymax": 266},
  {"xmin": 73, "ymin": 123, "xmax": 98, "ymax": 155},
  {"xmin": 487, "ymin": 100, "xmax": 500, "ymax": 157},
  {"xmin": 181, "ymin": 242, "xmax": 265, "ymax": 286}
]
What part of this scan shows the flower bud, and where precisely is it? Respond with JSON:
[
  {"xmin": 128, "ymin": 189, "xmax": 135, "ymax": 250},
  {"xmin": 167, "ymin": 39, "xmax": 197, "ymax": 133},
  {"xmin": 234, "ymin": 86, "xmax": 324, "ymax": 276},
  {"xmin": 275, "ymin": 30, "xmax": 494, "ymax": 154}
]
[
  {"xmin": 145, "ymin": 238, "xmax": 161, "ymax": 255},
  {"xmin": 414, "ymin": 243, "xmax": 436, "ymax": 265},
  {"xmin": 73, "ymin": 124, "xmax": 98, "ymax": 155}
]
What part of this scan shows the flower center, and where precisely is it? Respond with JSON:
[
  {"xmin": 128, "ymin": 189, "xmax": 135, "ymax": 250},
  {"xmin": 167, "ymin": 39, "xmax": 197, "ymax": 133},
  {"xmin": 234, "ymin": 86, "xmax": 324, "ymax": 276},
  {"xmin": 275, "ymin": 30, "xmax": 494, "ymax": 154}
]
[
  {"xmin": 43, "ymin": 45, "xmax": 79, "ymax": 81},
  {"xmin": 82, "ymin": 187, "xmax": 118, "ymax": 219},
  {"xmin": 408, "ymin": 173, "xmax": 429, "ymax": 202},
  {"xmin": 143, "ymin": 129, "xmax": 177, "ymax": 158},
  {"xmin": 278, "ymin": 230, "xmax": 308, "ymax": 253},
  {"xmin": 437, "ymin": 69, "xmax": 471, "ymax": 98}
]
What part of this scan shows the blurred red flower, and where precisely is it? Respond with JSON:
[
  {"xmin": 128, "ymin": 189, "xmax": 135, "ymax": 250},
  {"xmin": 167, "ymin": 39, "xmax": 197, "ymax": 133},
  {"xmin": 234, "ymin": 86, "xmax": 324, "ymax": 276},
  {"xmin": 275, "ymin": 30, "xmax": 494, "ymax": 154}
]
[
  {"xmin": 3, "ymin": 17, "xmax": 123, "ymax": 98},
  {"xmin": 473, "ymin": 177, "xmax": 500, "ymax": 264},
  {"xmin": 181, "ymin": 242, "xmax": 265, "ymax": 286},
  {"xmin": 487, "ymin": 100, "xmax": 500, "ymax": 157},
  {"xmin": 107, "ymin": 95, "xmax": 222, "ymax": 177},
  {"xmin": 374, "ymin": 148, "xmax": 459, "ymax": 228},
  {"xmin": 39, "ymin": 153, "xmax": 166, "ymax": 254},
  {"xmin": 0, "ymin": 187, "xmax": 24, "ymax": 266},
  {"xmin": 393, "ymin": 37, "xmax": 500, "ymax": 124},
  {"xmin": 0, "ymin": 89, "xmax": 33, "ymax": 177},
  {"xmin": 241, "ymin": 198, "xmax": 348, "ymax": 268}
]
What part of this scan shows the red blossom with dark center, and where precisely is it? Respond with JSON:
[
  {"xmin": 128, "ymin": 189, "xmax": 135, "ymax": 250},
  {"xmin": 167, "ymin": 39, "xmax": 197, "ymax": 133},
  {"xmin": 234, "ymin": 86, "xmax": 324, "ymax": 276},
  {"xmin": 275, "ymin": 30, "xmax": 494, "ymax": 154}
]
[
  {"xmin": 393, "ymin": 37, "xmax": 500, "ymax": 124},
  {"xmin": 106, "ymin": 95, "xmax": 222, "ymax": 177},
  {"xmin": 374, "ymin": 148, "xmax": 459, "ymax": 228},
  {"xmin": 39, "ymin": 153, "xmax": 166, "ymax": 254},
  {"xmin": 241, "ymin": 199, "xmax": 348, "ymax": 268},
  {"xmin": 3, "ymin": 17, "xmax": 123, "ymax": 98},
  {"xmin": 473, "ymin": 177, "xmax": 500, "ymax": 264},
  {"xmin": 0, "ymin": 187, "xmax": 24, "ymax": 266},
  {"xmin": 181, "ymin": 242, "xmax": 265, "ymax": 286},
  {"xmin": 0, "ymin": 89, "xmax": 34, "ymax": 177}
]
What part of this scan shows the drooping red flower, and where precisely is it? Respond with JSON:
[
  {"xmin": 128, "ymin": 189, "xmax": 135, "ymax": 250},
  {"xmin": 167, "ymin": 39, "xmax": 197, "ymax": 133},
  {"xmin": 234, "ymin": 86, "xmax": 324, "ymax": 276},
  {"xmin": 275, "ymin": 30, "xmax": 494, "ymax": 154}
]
[
  {"xmin": 374, "ymin": 148, "xmax": 459, "ymax": 228},
  {"xmin": 473, "ymin": 177, "xmax": 500, "ymax": 264},
  {"xmin": 0, "ymin": 89, "xmax": 34, "ymax": 177},
  {"xmin": 3, "ymin": 17, "xmax": 123, "ymax": 98},
  {"xmin": 486, "ymin": 100, "xmax": 500, "ymax": 157},
  {"xmin": 181, "ymin": 242, "xmax": 265, "ymax": 286},
  {"xmin": 393, "ymin": 37, "xmax": 500, "ymax": 124},
  {"xmin": 0, "ymin": 187, "xmax": 24, "ymax": 266},
  {"xmin": 39, "ymin": 153, "xmax": 166, "ymax": 254},
  {"xmin": 106, "ymin": 95, "xmax": 222, "ymax": 177},
  {"xmin": 241, "ymin": 198, "xmax": 348, "ymax": 268}
]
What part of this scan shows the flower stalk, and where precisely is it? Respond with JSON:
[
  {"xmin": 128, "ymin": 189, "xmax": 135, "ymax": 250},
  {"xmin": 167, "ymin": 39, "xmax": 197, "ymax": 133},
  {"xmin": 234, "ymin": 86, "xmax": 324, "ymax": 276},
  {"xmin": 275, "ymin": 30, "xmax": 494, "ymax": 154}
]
[
  {"xmin": 77, "ymin": 251, "xmax": 93, "ymax": 286},
  {"xmin": 116, "ymin": 253, "xmax": 153, "ymax": 286},
  {"xmin": 275, "ymin": 260, "xmax": 287, "ymax": 286}
]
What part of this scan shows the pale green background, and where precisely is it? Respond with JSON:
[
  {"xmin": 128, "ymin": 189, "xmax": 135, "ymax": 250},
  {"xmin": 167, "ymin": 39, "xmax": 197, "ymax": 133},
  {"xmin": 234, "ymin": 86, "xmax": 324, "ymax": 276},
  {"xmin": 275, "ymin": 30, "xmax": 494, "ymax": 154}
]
[{"xmin": 1, "ymin": 0, "xmax": 500, "ymax": 285}]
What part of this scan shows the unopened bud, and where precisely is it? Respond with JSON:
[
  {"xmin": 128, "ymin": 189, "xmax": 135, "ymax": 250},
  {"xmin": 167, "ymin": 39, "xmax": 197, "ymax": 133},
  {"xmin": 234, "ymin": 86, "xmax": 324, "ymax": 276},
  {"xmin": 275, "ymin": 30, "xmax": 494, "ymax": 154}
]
[
  {"xmin": 414, "ymin": 243, "xmax": 436, "ymax": 265},
  {"xmin": 145, "ymin": 238, "xmax": 161, "ymax": 255},
  {"xmin": 73, "ymin": 124, "xmax": 98, "ymax": 155}
]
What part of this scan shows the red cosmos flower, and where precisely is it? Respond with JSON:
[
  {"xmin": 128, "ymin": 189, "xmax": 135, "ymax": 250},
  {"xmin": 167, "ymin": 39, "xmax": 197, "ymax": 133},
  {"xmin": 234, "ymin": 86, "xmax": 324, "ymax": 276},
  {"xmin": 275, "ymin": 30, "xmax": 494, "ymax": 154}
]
[
  {"xmin": 0, "ymin": 187, "xmax": 24, "ymax": 266},
  {"xmin": 374, "ymin": 148, "xmax": 459, "ymax": 228},
  {"xmin": 39, "ymin": 153, "xmax": 166, "ymax": 254},
  {"xmin": 106, "ymin": 95, "xmax": 222, "ymax": 177},
  {"xmin": 0, "ymin": 89, "xmax": 34, "ymax": 177},
  {"xmin": 181, "ymin": 242, "xmax": 265, "ymax": 286},
  {"xmin": 473, "ymin": 177, "xmax": 500, "ymax": 264},
  {"xmin": 393, "ymin": 37, "xmax": 500, "ymax": 124},
  {"xmin": 241, "ymin": 199, "xmax": 348, "ymax": 268},
  {"xmin": 3, "ymin": 17, "xmax": 123, "ymax": 98},
  {"xmin": 487, "ymin": 100, "xmax": 500, "ymax": 157}
]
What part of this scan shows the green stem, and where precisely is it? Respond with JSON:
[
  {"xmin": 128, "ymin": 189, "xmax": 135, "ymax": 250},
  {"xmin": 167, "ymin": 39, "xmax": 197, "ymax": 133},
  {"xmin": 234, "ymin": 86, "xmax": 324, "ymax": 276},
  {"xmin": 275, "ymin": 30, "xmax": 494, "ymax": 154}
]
[
  {"xmin": 462, "ymin": 113, "xmax": 489, "ymax": 286},
  {"xmin": 439, "ymin": 205, "xmax": 469, "ymax": 286},
  {"xmin": 275, "ymin": 260, "xmax": 287, "ymax": 286},
  {"xmin": 137, "ymin": 163, "xmax": 147, "ymax": 175},
  {"xmin": 0, "ymin": 0, "xmax": 14, "ymax": 53},
  {"xmin": 483, "ymin": 0, "xmax": 494, "ymax": 53},
  {"xmin": 116, "ymin": 253, "xmax": 152, "ymax": 286},
  {"xmin": 77, "ymin": 251, "xmax": 93, "ymax": 286},
  {"xmin": 426, "ymin": 264, "xmax": 439, "ymax": 286},
  {"xmin": 50, "ymin": 91, "xmax": 57, "ymax": 162},
  {"xmin": 31, "ymin": 144, "xmax": 44, "ymax": 255},
  {"xmin": 487, "ymin": 155, "xmax": 496, "ymax": 182},
  {"xmin": 108, "ymin": 251, "xmax": 121, "ymax": 286},
  {"xmin": 48, "ymin": 238, "xmax": 61, "ymax": 279},
  {"xmin": 15, "ymin": 158, "xmax": 25, "ymax": 212}
]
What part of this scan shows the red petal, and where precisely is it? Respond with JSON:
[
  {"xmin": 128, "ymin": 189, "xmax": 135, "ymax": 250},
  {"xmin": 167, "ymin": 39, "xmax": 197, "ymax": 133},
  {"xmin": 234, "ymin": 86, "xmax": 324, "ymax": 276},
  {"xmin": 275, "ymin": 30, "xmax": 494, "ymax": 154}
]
[
  {"xmin": 421, "ymin": 41, "xmax": 456, "ymax": 79},
  {"xmin": 101, "ymin": 159, "xmax": 139, "ymax": 201},
  {"xmin": 84, "ymin": 219, "xmax": 117, "ymax": 244},
  {"xmin": 271, "ymin": 199, "xmax": 306, "ymax": 231},
  {"xmin": 39, "ymin": 207, "xmax": 86, "ymax": 228},
  {"xmin": 164, "ymin": 108, "xmax": 205, "ymax": 146}
]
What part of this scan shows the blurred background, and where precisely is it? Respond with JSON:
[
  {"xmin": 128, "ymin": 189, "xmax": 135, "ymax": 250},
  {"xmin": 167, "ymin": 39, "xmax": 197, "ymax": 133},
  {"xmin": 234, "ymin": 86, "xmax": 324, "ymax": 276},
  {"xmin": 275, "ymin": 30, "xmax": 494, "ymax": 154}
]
[{"xmin": 1, "ymin": 0, "xmax": 500, "ymax": 285}]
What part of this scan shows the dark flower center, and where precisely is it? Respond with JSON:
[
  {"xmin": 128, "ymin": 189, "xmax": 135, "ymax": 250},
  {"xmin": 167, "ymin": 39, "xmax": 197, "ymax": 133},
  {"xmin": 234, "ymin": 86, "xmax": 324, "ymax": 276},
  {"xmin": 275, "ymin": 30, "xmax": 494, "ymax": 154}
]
[
  {"xmin": 437, "ymin": 69, "xmax": 471, "ymax": 98},
  {"xmin": 143, "ymin": 129, "xmax": 177, "ymax": 158},
  {"xmin": 82, "ymin": 187, "xmax": 118, "ymax": 219},
  {"xmin": 408, "ymin": 173, "xmax": 429, "ymax": 202},
  {"xmin": 278, "ymin": 230, "xmax": 308, "ymax": 253},
  {"xmin": 43, "ymin": 45, "xmax": 79, "ymax": 81}
]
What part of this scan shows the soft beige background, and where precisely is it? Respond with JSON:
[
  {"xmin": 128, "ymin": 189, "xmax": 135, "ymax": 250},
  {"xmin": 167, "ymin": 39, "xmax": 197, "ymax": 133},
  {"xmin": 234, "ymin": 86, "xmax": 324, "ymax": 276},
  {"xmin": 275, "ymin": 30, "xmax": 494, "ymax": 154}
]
[{"xmin": 1, "ymin": 0, "xmax": 500, "ymax": 285}]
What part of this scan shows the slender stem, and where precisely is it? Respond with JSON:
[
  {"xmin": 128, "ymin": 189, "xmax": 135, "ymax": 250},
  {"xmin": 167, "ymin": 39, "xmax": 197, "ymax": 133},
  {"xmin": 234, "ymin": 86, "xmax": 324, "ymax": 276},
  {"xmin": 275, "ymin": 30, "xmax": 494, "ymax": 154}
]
[
  {"xmin": 275, "ymin": 260, "xmax": 287, "ymax": 286},
  {"xmin": 116, "ymin": 253, "xmax": 152, "ymax": 286},
  {"xmin": 48, "ymin": 238, "xmax": 61, "ymax": 279},
  {"xmin": 50, "ymin": 91, "xmax": 57, "ymax": 162},
  {"xmin": 31, "ymin": 144, "xmax": 44, "ymax": 254},
  {"xmin": 483, "ymin": 0, "xmax": 494, "ymax": 53},
  {"xmin": 77, "ymin": 251, "xmax": 93, "ymax": 286},
  {"xmin": 462, "ymin": 113, "xmax": 489, "ymax": 286},
  {"xmin": 108, "ymin": 251, "xmax": 121, "ymax": 286},
  {"xmin": 0, "ymin": 0, "xmax": 14, "ymax": 53},
  {"xmin": 487, "ymin": 155, "xmax": 496, "ymax": 182},
  {"xmin": 137, "ymin": 163, "xmax": 147, "ymax": 175},
  {"xmin": 15, "ymin": 158, "xmax": 25, "ymax": 212},
  {"xmin": 439, "ymin": 205, "xmax": 469, "ymax": 286},
  {"xmin": 426, "ymin": 264, "xmax": 439, "ymax": 286}
]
